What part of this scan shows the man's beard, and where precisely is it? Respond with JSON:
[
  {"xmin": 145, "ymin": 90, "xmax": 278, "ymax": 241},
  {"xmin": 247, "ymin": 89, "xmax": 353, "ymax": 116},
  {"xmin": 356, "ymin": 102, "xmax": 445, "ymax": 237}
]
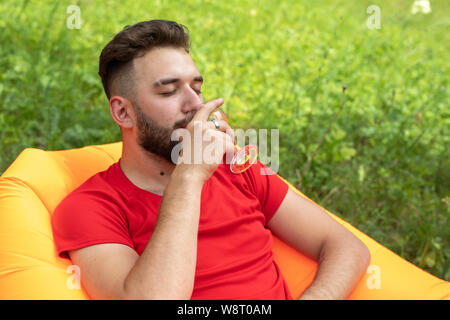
[{"xmin": 133, "ymin": 101, "xmax": 195, "ymax": 164}]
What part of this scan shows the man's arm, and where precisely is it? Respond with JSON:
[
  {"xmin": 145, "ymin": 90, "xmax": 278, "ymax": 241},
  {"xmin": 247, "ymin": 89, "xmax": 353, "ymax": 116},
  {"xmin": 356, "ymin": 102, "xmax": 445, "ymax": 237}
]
[
  {"xmin": 68, "ymin": 98, "xmax": 235, "ymax": 299},
  {"xmin": 68, "ymin": 167, "xmax": 205, "ymax": 299},
  {"xmin": 121, "ymin": 167, "xmax": 205, "ymax": 299},
  {"xmin": 267, "ymin": 189, "xmax": 370, "ymax": 300}
]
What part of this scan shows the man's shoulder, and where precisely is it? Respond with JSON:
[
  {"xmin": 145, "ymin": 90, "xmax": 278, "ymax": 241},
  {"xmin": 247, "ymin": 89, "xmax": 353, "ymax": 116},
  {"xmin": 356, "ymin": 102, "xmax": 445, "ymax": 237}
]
[{"xmin": 56, "ymin": 163, "xmax": 121, "ymax": 209}]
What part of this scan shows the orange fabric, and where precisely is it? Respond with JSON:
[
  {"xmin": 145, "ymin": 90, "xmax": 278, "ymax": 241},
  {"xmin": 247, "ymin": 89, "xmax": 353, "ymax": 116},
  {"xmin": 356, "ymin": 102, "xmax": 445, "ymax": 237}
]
[{"xmin": 0, "ymin": 142, "xmax": 449, "ymax": 299}]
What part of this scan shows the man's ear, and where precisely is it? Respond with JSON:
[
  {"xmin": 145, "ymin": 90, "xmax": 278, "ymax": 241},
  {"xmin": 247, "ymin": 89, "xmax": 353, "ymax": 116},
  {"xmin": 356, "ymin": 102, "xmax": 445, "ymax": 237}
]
[{"xmin": 109, "ymin": 96, "xmax": 135, "ymax": 129}]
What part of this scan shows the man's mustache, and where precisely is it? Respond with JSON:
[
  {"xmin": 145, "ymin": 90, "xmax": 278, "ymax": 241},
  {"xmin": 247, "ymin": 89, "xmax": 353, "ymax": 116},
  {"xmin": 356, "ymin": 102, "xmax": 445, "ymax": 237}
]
[{"xmin": 174, "ymin": 110, "xmax": 197, "ymax": 129}]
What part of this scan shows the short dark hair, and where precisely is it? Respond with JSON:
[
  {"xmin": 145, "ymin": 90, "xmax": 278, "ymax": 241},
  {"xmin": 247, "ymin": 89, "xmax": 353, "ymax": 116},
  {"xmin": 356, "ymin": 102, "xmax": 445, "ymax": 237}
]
[{"xmin": 98, "ymin": 19, "xmax": 190, "ymax": 100}]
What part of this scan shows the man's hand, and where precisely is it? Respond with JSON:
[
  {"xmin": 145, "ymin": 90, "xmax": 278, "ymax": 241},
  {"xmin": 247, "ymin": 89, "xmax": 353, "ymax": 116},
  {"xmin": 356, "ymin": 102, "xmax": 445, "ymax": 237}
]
[
  {"xmin": 176, "ymin": 98, "xmax": 235, "ymax": 182},
  {"xmin": 69, "ymin": 100, "xmax": 238, "ymax": 299}
]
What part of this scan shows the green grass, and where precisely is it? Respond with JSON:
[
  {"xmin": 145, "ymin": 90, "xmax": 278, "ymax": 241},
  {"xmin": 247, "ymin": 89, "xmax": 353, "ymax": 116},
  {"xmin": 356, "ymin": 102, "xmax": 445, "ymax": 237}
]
[{"xmin": 0, "ymin": 0, "xmax": 449, "ymax": 280}]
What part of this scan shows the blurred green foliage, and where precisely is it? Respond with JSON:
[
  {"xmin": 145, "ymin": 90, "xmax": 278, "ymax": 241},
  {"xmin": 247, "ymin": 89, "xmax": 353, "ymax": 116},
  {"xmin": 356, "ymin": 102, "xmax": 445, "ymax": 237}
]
[{"xmin": 0, "ymin": 0, "xmax": 448, "ymax": 280}]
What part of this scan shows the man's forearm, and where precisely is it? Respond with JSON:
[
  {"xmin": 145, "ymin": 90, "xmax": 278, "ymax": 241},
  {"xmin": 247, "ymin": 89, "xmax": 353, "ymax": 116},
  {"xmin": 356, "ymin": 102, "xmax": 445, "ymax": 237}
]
[
  {"xmin": 300, "ymin": 237, "xmax": 370, "ymax": 300},
  {"xmin": 123, "ymin": 165, "xmax": 204, "ymax": 299}
]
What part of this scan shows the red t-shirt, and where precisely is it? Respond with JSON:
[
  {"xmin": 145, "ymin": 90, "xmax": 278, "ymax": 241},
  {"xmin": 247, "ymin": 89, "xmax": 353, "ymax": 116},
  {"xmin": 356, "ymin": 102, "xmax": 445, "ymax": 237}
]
[{"xmin": 51, "ymin": 159, "xmax": 291, "ymax": 300}]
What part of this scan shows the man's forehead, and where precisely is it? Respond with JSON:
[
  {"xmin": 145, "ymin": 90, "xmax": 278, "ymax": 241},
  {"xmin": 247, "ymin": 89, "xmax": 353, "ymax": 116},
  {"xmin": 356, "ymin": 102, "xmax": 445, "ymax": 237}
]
[{"xmin": 134, "ymin": 47, "xmax": 200, "ymax": 82}]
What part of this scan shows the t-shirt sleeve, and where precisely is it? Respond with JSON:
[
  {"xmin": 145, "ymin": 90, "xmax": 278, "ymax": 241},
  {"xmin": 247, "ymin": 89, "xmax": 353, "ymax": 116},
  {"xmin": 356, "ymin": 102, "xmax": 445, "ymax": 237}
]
[
  {"xmin": 243, "ymin": 160, "xmax": 289, "ymax": 224},
  {"xmin": 51, "ymin": 191, "xmax": 134, "ymax": 259}
]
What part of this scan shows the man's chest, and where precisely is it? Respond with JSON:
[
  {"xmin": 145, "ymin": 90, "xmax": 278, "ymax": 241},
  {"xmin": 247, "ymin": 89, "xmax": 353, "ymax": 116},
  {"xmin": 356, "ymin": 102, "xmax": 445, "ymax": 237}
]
[{"xmin": 126, "ymin": 172, "xmax": 269, "ymax": 257}]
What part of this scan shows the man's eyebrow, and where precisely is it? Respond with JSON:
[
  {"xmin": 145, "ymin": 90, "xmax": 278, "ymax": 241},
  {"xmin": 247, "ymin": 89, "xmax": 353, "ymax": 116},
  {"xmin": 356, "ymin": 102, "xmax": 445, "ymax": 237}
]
[{"xmin": 153, "ymin": 75, "xmax": 203, "ymax": 87}]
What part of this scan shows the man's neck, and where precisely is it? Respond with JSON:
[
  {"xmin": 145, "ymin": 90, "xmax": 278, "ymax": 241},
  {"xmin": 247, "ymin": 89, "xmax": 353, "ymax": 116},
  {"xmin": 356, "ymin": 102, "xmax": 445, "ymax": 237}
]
[{"xmin": 119, "ymin": 141, "xmax": 176, "ymax": 196}]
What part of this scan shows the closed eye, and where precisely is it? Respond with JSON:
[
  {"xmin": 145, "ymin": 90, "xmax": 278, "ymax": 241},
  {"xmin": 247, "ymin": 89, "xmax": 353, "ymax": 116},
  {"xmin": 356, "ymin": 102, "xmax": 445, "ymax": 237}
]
[
  {"xmin": 160, "ymin": 90, "xmax": 176, "ymax": 96},
  {"xmin": 160, "ymin": 88, "xmax": 201, "ymax": 96}
]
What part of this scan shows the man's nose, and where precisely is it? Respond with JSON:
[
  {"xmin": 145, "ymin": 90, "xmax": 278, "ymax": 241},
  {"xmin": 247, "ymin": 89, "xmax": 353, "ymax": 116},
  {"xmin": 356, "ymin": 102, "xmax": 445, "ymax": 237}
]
[{"xmin": 181, "ymin": 86, "xmax": 203, "ymax": 114}]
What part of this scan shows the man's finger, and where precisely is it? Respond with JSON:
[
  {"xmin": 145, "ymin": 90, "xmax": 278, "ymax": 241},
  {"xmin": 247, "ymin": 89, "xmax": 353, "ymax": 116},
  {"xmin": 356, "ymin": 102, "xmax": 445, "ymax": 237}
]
[
  {"xmin": 192, "ymin": 98, "xmax": 224, "ymax": 122},
  {"xmin": 206, "ymin": 120, "xmax": 235, "ymax": 144}
]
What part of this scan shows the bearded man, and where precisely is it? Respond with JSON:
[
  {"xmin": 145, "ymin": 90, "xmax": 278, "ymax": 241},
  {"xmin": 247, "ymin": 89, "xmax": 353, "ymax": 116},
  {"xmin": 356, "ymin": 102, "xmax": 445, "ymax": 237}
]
[{"xmin": 51, "ymin": 20, "xmax": 370, "ymax": 300}]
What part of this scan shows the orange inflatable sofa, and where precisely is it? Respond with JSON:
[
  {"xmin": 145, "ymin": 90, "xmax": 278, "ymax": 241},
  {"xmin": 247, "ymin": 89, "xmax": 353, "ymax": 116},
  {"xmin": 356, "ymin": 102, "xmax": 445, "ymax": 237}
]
[{"xmin": 0, "ymin": 142, "xmax": 449, "ymax": 299}]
